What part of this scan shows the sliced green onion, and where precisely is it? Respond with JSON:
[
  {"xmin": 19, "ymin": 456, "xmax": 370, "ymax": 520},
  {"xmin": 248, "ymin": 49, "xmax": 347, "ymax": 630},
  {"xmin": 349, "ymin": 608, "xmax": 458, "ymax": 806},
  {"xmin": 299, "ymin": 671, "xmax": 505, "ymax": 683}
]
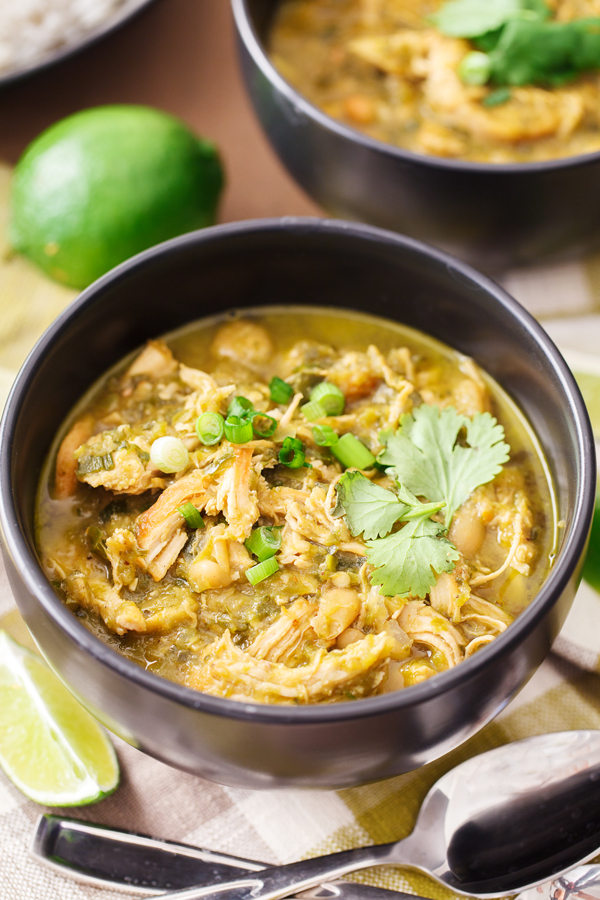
[
  {"xmin": 245, "ymin": 526, "xmax": 283, "ymax": 562},
  {"xmin": 150, "ymin": 436, "xmax": 189, "ymax": 473},
  {"xmin": 224, "ymin": 415, "xmax": 254, "ymax": 444},
  {"xmin": 284, "ymin": 450, "xmax": 307, "ymax": 468},
  {"xmin": 301, "ymin": 400, "xmax": 327, "ymax": 422},
  {"xmin": 331, "ymin": 433, "xmax": 376, "ymax": 469},
  {"xmin": 196, "ymin": 412, "xmax": 225, "ymax": 446},
  {"xmin": 251, "ymin": 412, "xmax": 278, "ymax": 439},
  {"xmin": 458, "ymin": 51, "xmax": 491, "ymax": 85},
  {"xmin": 177, "ymin": 502, "xmax": 205, "ymax": 529},
  {"xmin": 246, "ymin": 556, "xmax": 280, "ymax": 586},
  {"xmin": 281, "ymin": 436, "xmax": 302, "ymax": 451},
  {"xmin": 278, "ymin": 436, "xmax": 308, "ymax": 468},
  {"xmin": 269, "ymin": 376, "xmax": 294, "ymax": 404},
  {"xmin": 312, "ymin": 424, "xmax": 339, "ymax": 447},
  {"xmin": 228, "ymin": 396, "xmax": 254, "ymax": 418},
  {"xmin": 310, "ymin": 381, "xmax": 345, "ymax": 415}
]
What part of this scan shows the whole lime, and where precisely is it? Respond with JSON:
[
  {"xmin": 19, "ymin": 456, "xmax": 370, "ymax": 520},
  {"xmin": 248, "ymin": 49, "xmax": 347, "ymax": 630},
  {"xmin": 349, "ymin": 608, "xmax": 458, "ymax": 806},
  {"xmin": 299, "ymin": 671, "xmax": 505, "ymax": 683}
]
[{"xmin": 9, "ymin": 105, "xmax": 224, "ymax": 289}]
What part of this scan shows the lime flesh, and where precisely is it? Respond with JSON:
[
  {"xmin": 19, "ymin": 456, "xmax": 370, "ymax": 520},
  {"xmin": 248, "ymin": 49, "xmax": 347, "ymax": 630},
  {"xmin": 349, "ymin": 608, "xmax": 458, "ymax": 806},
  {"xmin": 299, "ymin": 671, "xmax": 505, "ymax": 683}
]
[
  {"xmin": 9, "ymin": 105, "xmax": 224, "ymax": 289},
  {"xmin": 0, "ymin": 631, "xmax": 119, "ymax": 805}
]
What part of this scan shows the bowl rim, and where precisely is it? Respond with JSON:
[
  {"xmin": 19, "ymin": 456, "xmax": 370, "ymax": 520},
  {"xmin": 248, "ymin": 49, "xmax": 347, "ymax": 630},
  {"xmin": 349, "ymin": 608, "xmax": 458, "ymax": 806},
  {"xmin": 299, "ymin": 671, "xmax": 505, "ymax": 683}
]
[
  {"xmin": 0, "ymin": 216, "xmax": 595, "ymax": 725},
  {"xmin": 231, "ymin": 0, "xmax": 600, "ymax": 177},
  {"xmin": 0, "ymin": 0, "xmax": 158, "ymax": 89}
]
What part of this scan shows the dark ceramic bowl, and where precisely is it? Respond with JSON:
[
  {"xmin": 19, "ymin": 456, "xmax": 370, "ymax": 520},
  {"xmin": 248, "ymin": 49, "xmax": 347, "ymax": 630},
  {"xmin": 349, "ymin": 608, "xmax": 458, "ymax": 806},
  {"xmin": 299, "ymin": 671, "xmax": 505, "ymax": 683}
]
[
  {"xmin": 232, "ymin": 0, "xmax": 600, "ymax": 272},
  {"xmin": 0, "ymin": 0, "xmax": 158, "ymax": 88},
  {"xmin": 0, "ymin": 218, "xmax": 594, "ymax": 789}
]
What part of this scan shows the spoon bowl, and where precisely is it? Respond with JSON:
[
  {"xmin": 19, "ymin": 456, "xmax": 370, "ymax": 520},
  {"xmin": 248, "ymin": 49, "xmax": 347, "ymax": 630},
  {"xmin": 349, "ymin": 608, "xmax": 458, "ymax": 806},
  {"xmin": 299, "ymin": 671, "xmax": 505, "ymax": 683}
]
[
  {"xmin": 157, "ymin": 731, "xmax": 600, "ymax": 900},
  {"xmin": 403, "ymin": 729, "xmax": 600, "ymax": 895}
]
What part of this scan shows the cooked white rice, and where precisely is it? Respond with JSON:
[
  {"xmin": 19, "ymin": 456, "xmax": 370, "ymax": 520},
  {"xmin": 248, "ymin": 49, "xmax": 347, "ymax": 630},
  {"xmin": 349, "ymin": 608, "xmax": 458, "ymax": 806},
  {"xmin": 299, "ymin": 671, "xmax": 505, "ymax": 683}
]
[{"xmin": 0, "ymin": 0, "xmax": 126, "ymax": 74}]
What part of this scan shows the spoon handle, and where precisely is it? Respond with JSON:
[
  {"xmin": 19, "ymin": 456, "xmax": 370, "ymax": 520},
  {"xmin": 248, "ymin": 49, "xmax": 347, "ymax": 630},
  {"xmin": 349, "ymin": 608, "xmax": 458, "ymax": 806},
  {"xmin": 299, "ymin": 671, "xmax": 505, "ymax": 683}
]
[
  {"xmin": 31, "ymin": 814, "xmax": 266, "ymax": 892},
  {"xmin": 156, "ymin": 842, "xmax": 403, "ymax": 900},
  {"xmin": 31, "ymin": 815, "xmax": 429, "ymax": 900}
]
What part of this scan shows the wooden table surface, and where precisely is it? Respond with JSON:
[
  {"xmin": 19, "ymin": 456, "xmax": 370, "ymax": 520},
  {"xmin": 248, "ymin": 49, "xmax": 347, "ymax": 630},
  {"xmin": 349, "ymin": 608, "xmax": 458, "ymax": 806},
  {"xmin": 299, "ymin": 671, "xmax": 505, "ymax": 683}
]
[{"xmin": 0, "ymin": 0, "xmax": 321, "ymax": 224}]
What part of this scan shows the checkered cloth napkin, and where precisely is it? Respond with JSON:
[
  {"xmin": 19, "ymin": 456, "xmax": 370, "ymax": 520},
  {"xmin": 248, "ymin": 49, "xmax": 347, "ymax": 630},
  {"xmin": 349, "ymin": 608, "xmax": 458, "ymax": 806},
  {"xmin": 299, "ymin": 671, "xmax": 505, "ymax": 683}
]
[{"xmin": 2, "ymin": 160, "xmax": 600, "ymax": 900}]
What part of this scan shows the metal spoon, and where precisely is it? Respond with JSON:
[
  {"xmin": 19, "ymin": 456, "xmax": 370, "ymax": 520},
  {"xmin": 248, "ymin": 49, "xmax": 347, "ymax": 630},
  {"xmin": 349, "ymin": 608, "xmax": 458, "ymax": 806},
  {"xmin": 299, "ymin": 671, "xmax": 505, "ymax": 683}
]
[
  {"xmin": 31, "ymin": 817, "xmax": 600, "ymax": 900},
  {"xmin": 146, "ymin": 730, "xmax": 600, "ymax": 900}
]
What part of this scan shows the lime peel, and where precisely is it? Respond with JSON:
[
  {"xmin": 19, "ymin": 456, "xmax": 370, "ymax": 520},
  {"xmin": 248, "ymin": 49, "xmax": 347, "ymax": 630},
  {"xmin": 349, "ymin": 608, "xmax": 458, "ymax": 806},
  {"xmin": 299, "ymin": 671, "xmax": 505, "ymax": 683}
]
[{"xmin": 0, "ymin": 631, "xmax": 119, "ymax": 805}]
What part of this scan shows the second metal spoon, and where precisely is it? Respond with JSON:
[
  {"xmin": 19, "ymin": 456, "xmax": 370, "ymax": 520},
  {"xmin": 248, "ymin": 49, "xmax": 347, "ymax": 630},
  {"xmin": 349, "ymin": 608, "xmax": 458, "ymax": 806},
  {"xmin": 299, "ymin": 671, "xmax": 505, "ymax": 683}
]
[{"xmin": 151, "ymin": 730, "xmax": 600, "ymax": 900}]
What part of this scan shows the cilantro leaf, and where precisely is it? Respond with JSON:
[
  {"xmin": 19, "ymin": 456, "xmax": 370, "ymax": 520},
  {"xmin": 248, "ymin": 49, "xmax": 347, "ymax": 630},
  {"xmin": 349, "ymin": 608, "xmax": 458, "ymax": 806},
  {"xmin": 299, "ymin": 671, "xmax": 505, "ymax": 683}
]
[
  {"xmin": 334, "ymin": 472, "xmax": 446, "ymax": 539},
  {"xmin": 379, "ymin": 405, "xmax": 510, "ymax": 526},
  {"xmin": 487, "ymin": 17, "xmax": 600, "ymax": 87},
  {"xmin": 366, "ymin": 518, "xmax": 460, "ymax": 599},
  {"xmin": 431, "ymin": 0, "xmax": 550, "ymax": 39},
  {"xmin": 334, "ymin": 471, "xmax": 408, "ymax": 539},
  {"xmin": 430, "ymin": 0, "xmax": 522, "ymax": 38}
]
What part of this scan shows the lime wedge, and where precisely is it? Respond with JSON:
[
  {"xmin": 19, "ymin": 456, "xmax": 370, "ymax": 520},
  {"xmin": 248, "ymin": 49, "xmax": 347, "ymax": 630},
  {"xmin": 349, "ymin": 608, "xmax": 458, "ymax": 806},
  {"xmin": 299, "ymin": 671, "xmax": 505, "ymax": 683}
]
[{"xmin": 0, "ymin": 631, "xmax": 119, "ymax": 805}]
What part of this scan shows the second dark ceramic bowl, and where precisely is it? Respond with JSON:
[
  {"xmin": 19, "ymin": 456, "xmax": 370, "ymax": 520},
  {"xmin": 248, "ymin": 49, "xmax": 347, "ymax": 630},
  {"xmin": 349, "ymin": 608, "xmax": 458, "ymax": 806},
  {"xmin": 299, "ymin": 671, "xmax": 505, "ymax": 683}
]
[
  {"xmin": 232, "ymin": 0, "xmax": 600, "ymax": 272},
  {"xmin": 0, "ymin": 218, "xmax": 594, "ymax": 789}
]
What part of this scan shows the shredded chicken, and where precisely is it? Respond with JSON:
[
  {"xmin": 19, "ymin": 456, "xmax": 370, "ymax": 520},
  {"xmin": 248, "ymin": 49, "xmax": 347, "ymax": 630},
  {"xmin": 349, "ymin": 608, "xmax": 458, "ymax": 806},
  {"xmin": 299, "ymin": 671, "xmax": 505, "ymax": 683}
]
[
  {"xmin": 55, "ymin": 416, "xmax": 94, "ymax": 499},
  {"xmin": 211, "ymin": 320, "xmax": 274, "ymax": 368},
  {"xmin": 135, "ymin": 469, "xmax": 216, "ymax": 580},
  {"xmin": 249, "ymin": 598, "xmax": 319, "ymax": 663},
  {"xmin": 429, "ymin": 568, "xmax": 470, "ymax": 623},
  {"xmin": 180, "ymin": 366, "xmax": 235, "ymax": 416},
  {"xmin": 75, "ymin": 432, "xmax": 164, "ymax": 495},
  {"xmin": 188, "ymin": 630, "xmax": 395, "ymax": 703},
  {"xmin": 286, "ymin": 485, "xmax": 355, "ymax": 546},
  {"xmin": 214, "ymin": 446, "xmax": 259, "ymax": 540},
  {"xmin": 62, "ymin": 570, "xmax": 147, "ymax": 635},
  {"xmin": 399, "ymin": 600, "xmax": 465, "ymax": 668},
  {"xmin": 125, "ymin": 340, "xmax": 178, "ymax": 380}
]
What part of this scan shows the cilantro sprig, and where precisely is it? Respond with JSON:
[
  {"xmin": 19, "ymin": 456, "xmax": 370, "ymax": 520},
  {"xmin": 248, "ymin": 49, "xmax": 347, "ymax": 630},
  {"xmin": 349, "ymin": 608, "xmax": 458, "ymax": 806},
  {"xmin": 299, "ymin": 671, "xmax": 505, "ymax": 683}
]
[
  {"xmin": 334, "ymin": 405, "xmax": 510, "ymax": 599},
  {"xmin": 431, "ymin": 0, "xmax": 600, "ymax": 90}
]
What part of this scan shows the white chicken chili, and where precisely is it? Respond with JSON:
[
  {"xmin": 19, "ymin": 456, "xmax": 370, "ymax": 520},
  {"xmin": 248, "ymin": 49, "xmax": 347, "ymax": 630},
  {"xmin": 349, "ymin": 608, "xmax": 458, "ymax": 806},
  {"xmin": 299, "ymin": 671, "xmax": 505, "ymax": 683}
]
[
  {"xmin": 36, "ymin": 308, "xmax": 556, "ymax": 704},
  {"xmin": 269, "ymin": 0, "xmax": 600, "ymax": 163}
]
